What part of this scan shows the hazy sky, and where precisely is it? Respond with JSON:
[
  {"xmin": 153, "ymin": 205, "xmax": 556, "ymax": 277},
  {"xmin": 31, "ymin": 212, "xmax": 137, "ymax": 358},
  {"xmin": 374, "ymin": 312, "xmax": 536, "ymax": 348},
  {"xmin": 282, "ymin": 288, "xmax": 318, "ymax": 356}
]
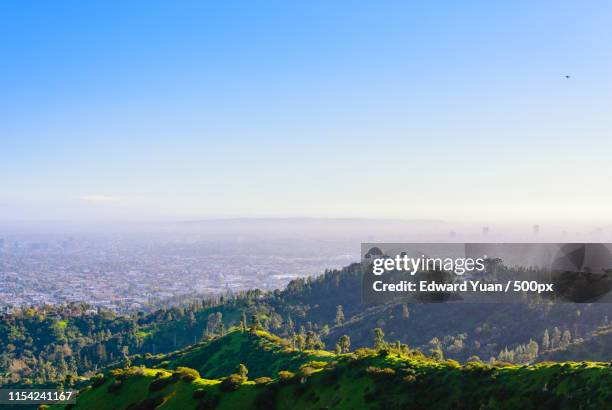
[{"xmin": 2, "ymin": 1, "xmax": 612, "ymax": 223}]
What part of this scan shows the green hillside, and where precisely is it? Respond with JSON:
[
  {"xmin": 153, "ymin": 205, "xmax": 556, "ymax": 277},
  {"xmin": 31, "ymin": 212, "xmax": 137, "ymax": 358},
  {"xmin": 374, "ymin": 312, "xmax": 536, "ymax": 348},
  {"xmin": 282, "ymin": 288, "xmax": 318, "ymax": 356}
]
[
  {"xmin": 136, "ymin": 329, "xmax": 333, "ymax": 379},
  {"xmin": 52, "ymin": 330, "xmax": 612, "ymax": 410},
  {"xmin": 4, "ymin": 263, "xmax": 611, "ymax": 389}
]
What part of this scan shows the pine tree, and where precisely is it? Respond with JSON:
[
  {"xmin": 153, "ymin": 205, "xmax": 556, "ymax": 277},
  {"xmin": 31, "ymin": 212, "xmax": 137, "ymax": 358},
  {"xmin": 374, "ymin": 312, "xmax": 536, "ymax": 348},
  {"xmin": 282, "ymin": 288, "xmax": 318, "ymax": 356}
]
[
  {"xmin": 339, "ymin": 335, "xmax": 351, "ymax": 353},
  {"xmin": 542, "ymin": 329, "xmax": 550, "ymax": 350},
  {"xmin": 561, "ymin": 329, "xmax": 572, "ymax": 347},
  {"xmin": 373, "ymin": 328, "xmax": 385, "ymax": 350},
  {"xmin": 335, "ymin": 305, "xmax": 345, "ymax": 326},
  {"xmin": 552, "ymin": 327, "xmax": 562, "ymax": 348},
  {"xmin": 237, "ymin": 363, "xmax": 248, "ymax": 379},
  {"xmin": 402, "ymin": 304, "xmax": 410, "ymax": 320},
  {"xmin": 334, "ymin": 343, "xmax": 342, "ymax": 355}
]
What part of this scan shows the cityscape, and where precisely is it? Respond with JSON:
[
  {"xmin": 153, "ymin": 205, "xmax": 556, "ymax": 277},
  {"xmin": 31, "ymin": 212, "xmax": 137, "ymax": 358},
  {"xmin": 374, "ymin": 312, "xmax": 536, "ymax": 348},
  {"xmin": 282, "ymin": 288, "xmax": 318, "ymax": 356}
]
[{"xmin": 0, "ymin": 230, "xmax": 357, "ymax": 313}]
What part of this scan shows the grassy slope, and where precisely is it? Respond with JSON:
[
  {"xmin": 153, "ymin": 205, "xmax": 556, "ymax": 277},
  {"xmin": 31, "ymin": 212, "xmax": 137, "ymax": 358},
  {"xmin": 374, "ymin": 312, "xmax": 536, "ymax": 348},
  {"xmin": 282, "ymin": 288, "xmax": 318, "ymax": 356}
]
[
  {"xmin": 65, "ymin": 357, "xmax": 612, "ymax": 410},
  {"xmin": 138, "ymin": 330, "xmax": 333, "ymax": 379},
  {"xmin": 59, "ymin": 331, "xmax": 612, "ymax": 410}
]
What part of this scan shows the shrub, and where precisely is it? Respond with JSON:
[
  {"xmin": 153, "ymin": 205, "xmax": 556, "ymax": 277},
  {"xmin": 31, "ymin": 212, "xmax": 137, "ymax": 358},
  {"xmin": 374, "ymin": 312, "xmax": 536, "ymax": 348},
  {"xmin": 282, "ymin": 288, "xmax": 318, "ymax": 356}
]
[
  {"xmin": 278, "ymin": 370, "xmax": 295, "ymax": 382},
  {"xmin": 377, "ymin": 348, "xmax": 390, "ymax": 357},
  {"xmin": 300, "ymin": 366, "xmax": 316, "ymax": 377},
  {"xmin": 109, "ymin": 366, "xmax": 144, "ymax": 380},
  {"xmin": 220, "ymin": 374, "xmax": 246, "ymax": 392},
  {"xmin": 174, "ymin": 366, "xmax": 200, "ymax": 382},
  {"xmin": 446, "ymin": 359, "xmax": 461, "ymax": 368},
  {"xmin": 353, "ymin": 348, "xmax": 376, "ymax": 359},
  {"xmin": 365, "ymin": 366, "xmax": 396, "ymax": 377},
  {"xmin": 401, "ymin": 368, "xmax": 417, "ymax": 383},
  {"xmin": 254, "ymin": 377, "xmax": 273, "ymax": 385},
  {"xmin": 302, "ymin": 361, "xmax": 328, "ymax": 370}
]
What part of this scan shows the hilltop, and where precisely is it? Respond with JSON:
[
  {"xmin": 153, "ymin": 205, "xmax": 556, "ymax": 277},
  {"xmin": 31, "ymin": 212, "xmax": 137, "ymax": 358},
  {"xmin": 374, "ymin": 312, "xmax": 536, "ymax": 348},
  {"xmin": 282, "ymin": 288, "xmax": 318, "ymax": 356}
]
[
  {"xmin": 54, "ymin": 330, "xmax": 612, "ymax": 410},
  {"xmin": 135, "ymin": 329, "xmax": 333, "ymax": 379}
]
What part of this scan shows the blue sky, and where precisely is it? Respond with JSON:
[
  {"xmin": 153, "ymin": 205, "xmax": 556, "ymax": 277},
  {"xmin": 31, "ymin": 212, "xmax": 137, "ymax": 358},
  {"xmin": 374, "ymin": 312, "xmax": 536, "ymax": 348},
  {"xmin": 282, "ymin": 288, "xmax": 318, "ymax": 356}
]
[{"xmin": 2, "ymin": 1, "xmax": 612, "ymax": 222}]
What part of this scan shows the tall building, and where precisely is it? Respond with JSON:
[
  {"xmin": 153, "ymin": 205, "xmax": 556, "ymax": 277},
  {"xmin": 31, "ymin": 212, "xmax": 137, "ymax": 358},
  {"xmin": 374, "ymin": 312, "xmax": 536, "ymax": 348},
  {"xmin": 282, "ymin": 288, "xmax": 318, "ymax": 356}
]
[
  {"xmin": 532, "ymin": 224, "xmax": 540, "ymax": 236},
  {"xmin": 482, "ymin": 226, "xmax": 489, "ymax": 237}
]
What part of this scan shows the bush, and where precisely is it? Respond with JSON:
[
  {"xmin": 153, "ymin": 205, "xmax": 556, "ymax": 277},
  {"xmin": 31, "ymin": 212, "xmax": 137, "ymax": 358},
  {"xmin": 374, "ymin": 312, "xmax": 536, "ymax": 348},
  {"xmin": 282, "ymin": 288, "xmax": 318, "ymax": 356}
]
[
  {"xmin": 300, "ymin": 366, "xmax": 316, "ymax": 377},
  {"xmin": 254, "ymin": 377, "xmax": 273, "ymax": 385},
  {"xmin": 401, "ymin": 368, "xmax": 417, "ymax": 383},
  {"xmin": 302, "ymin": 361, "xmax": 328, "ymax": 370},
  {"xmin": 277, "ymin": 370, "xmax": 295, "ymax": 382},
  {"xmin": 175, "ymin": 366, "xmax": 200, "ymax": 382},
  {"xmin": 353, "ymin": 348, "xmax": 376, "ymax": 359},
  {"xmin": 365, "ymin": 366, "xmax": 396, "ymax": 377},
  {"xmin": 220, "ymin": 374, "xmax": 246, "ymax": 392},
  {"xmin": 378, "ymin": 348, "xmax": 390, "ymax": 357},
  {"xmin": 446, "ymin": 359, "xmax": 461, "ymax": 368}
]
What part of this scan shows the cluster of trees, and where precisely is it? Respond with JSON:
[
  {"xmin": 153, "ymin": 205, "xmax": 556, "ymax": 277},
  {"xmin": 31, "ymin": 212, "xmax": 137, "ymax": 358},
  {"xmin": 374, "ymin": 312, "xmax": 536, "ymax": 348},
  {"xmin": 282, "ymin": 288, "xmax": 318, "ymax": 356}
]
[
  {"xmin": 497, "ymin": 340, "xmax": 539, "ymax": 363},
  {"xmin": 541, "ymin": 327, "xmax": 573, "ymax": 351}
]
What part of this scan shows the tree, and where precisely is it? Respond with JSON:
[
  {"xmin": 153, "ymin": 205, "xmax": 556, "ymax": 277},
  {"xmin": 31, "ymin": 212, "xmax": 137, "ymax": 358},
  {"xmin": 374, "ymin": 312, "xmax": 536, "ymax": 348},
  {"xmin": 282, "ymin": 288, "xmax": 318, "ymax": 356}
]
[
  {"xmin": 428, "ymin": 337, "xmax": 442, "ymax": 353},
  {"xmin": 561, "ymin": 329, "xmax": 572, "ymax": 348},
  {"xmin": 402, "ymin": 304, "xmax": 410, "ymax": 320},
  {"xmin": 305, "ymin": 331, "xmax": 316, "ymax": 350},
  {"xmin": 334, "ymin": 343, "xmax": 342, "ymax": 355},
  {"xmin": 240, "ymin": 311, "xmax": 248, "ymax": 332},
  {"xmin": 286, "ymin": 314, "xmax": 295, "ymax": 334},
  {"xmin": 121, "ymin": 346, "xmax": 130, "ymax": 368},
  {"xmin": 552, "ymin": 327, "xmax": 562, "ymax": 348},
  {"xmin": 542, "ymin": 329, "xmax": 550, "ymax": 351},
  {"xmin": 373, "ymin": 328, "xmax": 385, "ymax": 350},
  {"xmin": 237, "ymin": 363, "xmax": 248, "ymax": 379},
  {"xmin": 295, "ymin": 334, "xmax": 306, "ymax": 351},
  {"xmin": 250, "ymin": 314, "xmax": 261, "ymax": 332},
  {"xmin": 339, "ymin": 335, "xmax": 351, "ymax": 354},
  {"xmin": 431, "ymin": 349, "xmax": 444, "ymax": 361},
  {"xmin": 335, "ymin": 305, "xmax": 345, "ymax": 326},
  {"xmin": 527, "ymin": 339, "xmax": 539, "ymax": 361}
]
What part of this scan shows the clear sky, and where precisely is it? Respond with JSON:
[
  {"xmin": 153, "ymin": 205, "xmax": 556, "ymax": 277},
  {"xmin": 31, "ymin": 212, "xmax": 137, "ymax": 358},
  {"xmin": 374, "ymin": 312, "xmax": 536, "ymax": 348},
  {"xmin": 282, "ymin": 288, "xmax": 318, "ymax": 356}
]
[{"xmin": 2, "ymin": 1, "xmax": 612, "ymax": 223}]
